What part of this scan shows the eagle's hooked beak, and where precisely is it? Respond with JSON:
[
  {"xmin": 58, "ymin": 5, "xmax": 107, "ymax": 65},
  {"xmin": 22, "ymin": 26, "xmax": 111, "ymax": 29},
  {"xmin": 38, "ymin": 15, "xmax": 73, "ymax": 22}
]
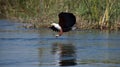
[{"xmin": 48, "ymin": 23, "xmax": 53, "ymax": 28}]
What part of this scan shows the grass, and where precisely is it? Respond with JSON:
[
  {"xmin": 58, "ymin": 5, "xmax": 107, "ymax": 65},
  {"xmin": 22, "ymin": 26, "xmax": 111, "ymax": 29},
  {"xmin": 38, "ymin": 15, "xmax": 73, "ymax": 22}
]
[{"xmin": 0, "ymin": 0, "xmax": 120, "ymax": 30}]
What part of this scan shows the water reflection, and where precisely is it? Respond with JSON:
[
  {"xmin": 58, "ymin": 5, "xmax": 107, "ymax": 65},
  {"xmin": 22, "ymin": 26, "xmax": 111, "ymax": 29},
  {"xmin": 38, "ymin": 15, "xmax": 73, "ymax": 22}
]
[
  {"xmin": 1, "ymin": 20, "xmax": 120, "ymax": 67},
  {"xmin": 52, "ymin": 42, "xmax": 77, "ymax": 66}
]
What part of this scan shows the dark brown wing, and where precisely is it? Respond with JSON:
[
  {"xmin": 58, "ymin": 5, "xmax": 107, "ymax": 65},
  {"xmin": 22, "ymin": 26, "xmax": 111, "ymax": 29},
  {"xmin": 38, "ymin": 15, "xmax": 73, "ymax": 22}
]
[{"xmin": 58, "ymin": 12, "xmax": 76, "ymax": 28}]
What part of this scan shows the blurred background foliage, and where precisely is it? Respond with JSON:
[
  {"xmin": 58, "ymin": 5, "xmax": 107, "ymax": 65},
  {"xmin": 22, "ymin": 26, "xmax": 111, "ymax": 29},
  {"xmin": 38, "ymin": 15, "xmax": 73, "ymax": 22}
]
[{"xmin": 0, "ymin": 0, "xmax": 120, "ymax": 30}]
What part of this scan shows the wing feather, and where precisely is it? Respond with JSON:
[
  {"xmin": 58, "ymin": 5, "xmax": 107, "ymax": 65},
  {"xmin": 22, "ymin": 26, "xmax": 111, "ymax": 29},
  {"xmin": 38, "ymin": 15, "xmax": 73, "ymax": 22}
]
[{"xmin": 58, "ymin": 12, "xmax": 76, "ymax": 28}]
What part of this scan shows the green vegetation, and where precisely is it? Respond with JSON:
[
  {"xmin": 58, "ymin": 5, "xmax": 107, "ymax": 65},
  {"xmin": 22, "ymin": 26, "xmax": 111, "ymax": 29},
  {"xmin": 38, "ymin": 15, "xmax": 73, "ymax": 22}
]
[{"xmin": 0, "ymin": 0, "xmax": 120, "ymax": 30}]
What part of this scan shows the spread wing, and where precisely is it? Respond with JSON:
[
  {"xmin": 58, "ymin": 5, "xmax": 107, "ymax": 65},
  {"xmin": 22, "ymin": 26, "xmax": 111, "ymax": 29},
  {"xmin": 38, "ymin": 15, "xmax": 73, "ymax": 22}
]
[{"xmin": 58, "ymin": 12, "xmax": 76, "ymax": 28}]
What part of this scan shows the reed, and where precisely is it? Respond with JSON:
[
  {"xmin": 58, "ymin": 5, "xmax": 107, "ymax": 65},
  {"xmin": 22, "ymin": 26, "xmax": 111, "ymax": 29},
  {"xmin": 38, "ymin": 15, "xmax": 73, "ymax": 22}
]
[{"xmin": 0, "ymin": 0, "xmax": 120, "ymax": 30}]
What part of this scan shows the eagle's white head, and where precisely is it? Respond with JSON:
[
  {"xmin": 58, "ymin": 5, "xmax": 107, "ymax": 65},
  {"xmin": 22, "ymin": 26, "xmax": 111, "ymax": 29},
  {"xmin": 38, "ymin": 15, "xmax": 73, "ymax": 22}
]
[
  {"xmin": 50, "ymin": 23, "xmax": 62, "ymax": 37},
  {"xmin": 51, "ymin": 23, "xmax": 61, "ymax": 30}
]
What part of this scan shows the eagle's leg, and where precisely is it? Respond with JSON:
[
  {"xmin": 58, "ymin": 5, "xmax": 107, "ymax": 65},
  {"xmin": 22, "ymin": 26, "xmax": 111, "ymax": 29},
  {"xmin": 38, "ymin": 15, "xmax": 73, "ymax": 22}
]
[{"xmin": 56, "ymin": 29, "xmax": 63, "ymax": 37}]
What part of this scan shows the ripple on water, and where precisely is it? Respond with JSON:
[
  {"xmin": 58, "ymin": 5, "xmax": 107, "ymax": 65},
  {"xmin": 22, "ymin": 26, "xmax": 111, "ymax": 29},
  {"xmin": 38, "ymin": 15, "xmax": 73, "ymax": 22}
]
[{"xmin": 0, "ymin": 20, "xmax": 120, "ymax": 67}]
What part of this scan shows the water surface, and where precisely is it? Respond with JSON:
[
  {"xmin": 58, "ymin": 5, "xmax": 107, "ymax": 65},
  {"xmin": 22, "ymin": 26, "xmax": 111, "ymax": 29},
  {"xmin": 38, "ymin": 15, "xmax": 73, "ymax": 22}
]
[{"xmin": 0, "ymin": 20, "xmax": 120, "ymax": 67}]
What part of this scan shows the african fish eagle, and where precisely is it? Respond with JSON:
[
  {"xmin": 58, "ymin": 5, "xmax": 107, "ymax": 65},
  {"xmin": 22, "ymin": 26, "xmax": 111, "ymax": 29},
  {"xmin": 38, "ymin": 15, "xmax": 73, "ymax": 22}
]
[{"xmin": 49, "ymin": 12, "xmax": 76, "ymax": 37}]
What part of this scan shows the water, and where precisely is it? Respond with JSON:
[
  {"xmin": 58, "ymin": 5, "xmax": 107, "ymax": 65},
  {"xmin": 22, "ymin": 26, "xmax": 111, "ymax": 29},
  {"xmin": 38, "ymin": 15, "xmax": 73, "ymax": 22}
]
[{"xmin": 0, "ymin": 20, "xmax": 120, "ymax": 67}]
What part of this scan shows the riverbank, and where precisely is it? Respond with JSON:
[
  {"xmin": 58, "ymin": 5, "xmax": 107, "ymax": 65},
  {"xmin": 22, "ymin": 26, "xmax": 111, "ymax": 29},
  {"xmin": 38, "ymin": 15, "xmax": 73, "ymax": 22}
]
[
  {"xmin": 0, "ymin": 0, "xmax": 120, "ymax": 30},
  {"xmin": 7, "ymin": 16, "xmax": 120, "ymax": 31}
]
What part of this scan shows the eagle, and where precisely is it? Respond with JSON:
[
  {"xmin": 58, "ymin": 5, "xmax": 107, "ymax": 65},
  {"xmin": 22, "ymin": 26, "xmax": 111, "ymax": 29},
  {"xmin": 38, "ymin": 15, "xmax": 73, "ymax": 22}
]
[{"xmin": 49, "ymin": 12, "xmax": 76, "ymax": 37}]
